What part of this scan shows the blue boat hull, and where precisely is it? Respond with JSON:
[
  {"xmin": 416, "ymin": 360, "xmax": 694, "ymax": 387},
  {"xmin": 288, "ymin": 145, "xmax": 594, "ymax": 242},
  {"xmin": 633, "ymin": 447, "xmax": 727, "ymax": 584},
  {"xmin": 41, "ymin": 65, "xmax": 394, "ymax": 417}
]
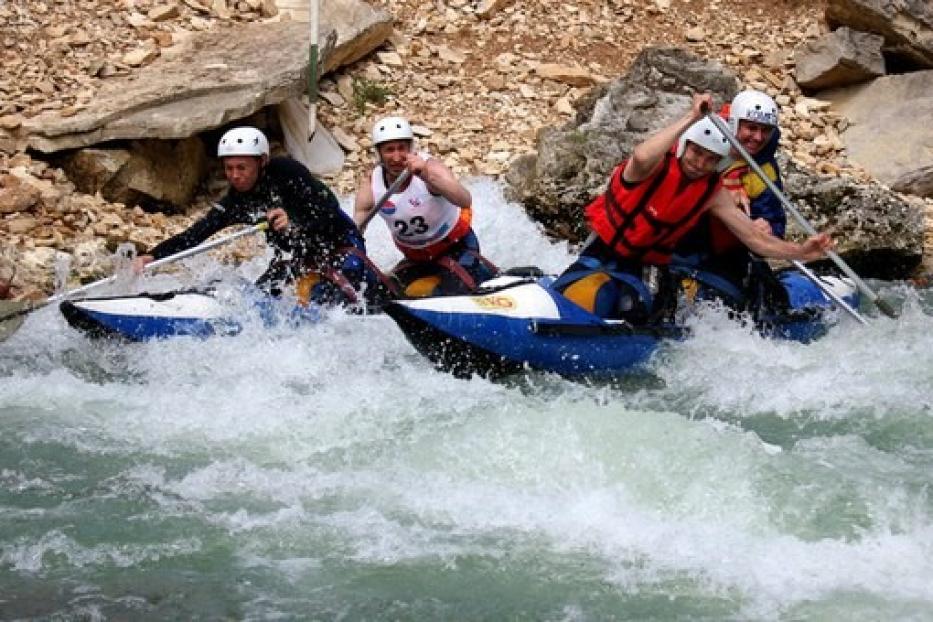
[
  {"xmin": 386, "ymin": 271, "xmax": 859, "ymax": 380},
  {"xmin": 60, "ymin": 289, "xmax": 319, "ymax": 342}
]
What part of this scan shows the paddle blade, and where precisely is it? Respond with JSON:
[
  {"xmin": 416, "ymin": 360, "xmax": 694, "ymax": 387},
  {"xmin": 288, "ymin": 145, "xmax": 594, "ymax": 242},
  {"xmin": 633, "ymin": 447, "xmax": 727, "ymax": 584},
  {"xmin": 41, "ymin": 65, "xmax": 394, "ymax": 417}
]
[
  {"xmin": 277, "ymin": 98, "xmax": 344, "ymax": 175},
  {"xmin": 874, "ymin": 296, "xmax": 899, "ymax": 319}
]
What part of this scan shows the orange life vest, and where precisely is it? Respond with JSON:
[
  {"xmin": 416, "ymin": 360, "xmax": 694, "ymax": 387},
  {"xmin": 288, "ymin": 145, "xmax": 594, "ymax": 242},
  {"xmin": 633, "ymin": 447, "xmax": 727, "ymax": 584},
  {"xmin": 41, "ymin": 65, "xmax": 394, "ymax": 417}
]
[
  {"xmin": 585, "ymin": 151, "xmax": 722, "ymax": 265},
  {"xmin": 397, "ymin": 206, "xmax": 473, "ymax": 262}
]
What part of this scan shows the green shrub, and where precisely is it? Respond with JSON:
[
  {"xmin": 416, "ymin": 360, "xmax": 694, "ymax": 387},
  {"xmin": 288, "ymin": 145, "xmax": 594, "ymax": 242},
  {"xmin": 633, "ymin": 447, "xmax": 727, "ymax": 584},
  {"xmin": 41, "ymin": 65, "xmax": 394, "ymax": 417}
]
[{"xmin": 352, "ymin": 78, "xmax": 393, "ymax": 116}]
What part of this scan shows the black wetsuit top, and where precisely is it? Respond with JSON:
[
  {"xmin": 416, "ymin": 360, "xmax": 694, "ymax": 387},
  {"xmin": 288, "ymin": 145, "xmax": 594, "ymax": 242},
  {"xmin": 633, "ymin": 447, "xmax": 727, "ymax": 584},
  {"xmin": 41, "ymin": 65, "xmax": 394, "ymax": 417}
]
[{"xmin": 149, "ymin": 157, "xmax": 360, "ymax": 272}]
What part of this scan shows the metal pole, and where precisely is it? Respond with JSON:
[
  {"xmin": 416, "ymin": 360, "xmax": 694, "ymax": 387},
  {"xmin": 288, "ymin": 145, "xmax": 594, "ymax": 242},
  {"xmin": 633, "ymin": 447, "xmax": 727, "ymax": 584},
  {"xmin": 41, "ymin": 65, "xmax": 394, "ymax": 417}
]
[
  {"xmin": 704, "ymin": 108, "xmax": 897, "ymax": 319},
  {"xmin": 360, "ymin": 170, "xmax": 413, "ymax": 230},
  {"xmin": 308, "ymin": 0, "xmax": 319, "ymax": 141}
]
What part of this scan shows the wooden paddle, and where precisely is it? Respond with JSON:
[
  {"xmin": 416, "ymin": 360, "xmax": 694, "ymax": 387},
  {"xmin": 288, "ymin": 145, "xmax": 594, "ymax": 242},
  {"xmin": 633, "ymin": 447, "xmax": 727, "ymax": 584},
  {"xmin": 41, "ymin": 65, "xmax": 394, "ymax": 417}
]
[{"xmin": 0, "ymin": 222, "xmax": 268, "ymax": 341}]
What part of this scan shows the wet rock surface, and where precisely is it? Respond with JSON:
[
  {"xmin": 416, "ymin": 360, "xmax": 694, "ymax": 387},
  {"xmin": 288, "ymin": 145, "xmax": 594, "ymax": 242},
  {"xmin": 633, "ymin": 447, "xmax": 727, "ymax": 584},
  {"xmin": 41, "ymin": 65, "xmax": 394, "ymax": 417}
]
[{"xmin": 782, "ymin": 157, "xmax": 925, "ymax": 279}]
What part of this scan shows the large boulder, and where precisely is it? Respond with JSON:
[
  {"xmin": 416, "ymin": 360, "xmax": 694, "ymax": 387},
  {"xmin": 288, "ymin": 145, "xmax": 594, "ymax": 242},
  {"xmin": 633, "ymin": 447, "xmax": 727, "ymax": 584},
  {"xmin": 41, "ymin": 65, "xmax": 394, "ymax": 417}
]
[
  {"xmin": 60, "ymin": 138, "xmax": 209, "ymax": 211},
  {"xmin": 504, "ymin": 47, "xmax": 739, "ymax": 241},
  {"xmin": 0, "ymin": 173, "xmax": 41, "ymax": 214},
  {"xmin": 17, "ymin": 3, "xmax": 392, "ymax": 154},
  {"xmin": 504, "ymin": 47, "xmax": 924, "ymax": 279},
  {"xmin": 825, "ymin": 0, "xmax": 933, "ymax": 69},
  {"xmin": 795, "ymin": 27, "xmax": 886, "ymax": 91},
  {"xmin": 821, "ymin": 71, "xmax": 933, "ymax": 198},
  {"xmin": 891, "ymin": 165, "xmax": 933, "ymax": 197},
  {"xmin": 782, "ymin": 157, "xmax": 923, "ymax": 279}
]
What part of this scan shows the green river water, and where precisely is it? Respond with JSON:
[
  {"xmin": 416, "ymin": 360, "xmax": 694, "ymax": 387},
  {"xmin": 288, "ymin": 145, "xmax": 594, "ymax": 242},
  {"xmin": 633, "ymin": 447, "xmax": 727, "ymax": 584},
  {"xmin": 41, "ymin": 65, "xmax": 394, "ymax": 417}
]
[{"xmin": 1, "ymin": 180, "xmax": 931, "ymax": 620}]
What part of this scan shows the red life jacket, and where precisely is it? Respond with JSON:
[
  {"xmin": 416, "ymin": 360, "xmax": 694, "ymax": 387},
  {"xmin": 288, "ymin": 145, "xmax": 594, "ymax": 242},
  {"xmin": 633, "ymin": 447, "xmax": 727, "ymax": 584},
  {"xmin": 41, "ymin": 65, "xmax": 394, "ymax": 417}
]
[
  {"xmin": 585, "ymin": 151, "xmax": 722, "ymax": 265},
  {"xmin": 709, "ymin": 164, "xmax": 748, "ymax": 254}
]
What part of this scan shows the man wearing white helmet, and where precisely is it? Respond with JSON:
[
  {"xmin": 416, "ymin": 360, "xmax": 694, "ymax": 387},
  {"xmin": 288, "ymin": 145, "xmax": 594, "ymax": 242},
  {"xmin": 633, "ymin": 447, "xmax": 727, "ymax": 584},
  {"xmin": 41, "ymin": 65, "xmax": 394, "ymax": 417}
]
[
  {"xmin": 554, "ymin": 93, "xmax": 831, "ymax": 322},
  {"xmin": 674, "ymin": 89, "xmax": 787, "ymax": 298},
  {"xmin": 352, "ymin": 116, "xmax": 497, "ymax": 297},
  {"xmin": 134, "ymin": 126, "xmax": 383, "ymax": 306}
]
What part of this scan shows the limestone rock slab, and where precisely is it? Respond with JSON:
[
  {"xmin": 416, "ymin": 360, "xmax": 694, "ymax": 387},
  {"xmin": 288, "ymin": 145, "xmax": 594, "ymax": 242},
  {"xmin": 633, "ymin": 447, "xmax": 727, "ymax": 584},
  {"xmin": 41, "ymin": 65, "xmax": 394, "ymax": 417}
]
[
  {"xmin": 826, "ymin": 0, "xmax": 933, "ymax": 68},
  {"xmin": 795, "ymin": 27, "xmax": 886, "ymax": 91},
  {"xmin": 21, "ymin": 22, "xmax": 320, "ymax": 152},
  {"xmin": 273, "ymin": 0, "xmax": 393, "ymax": 69},
  {"xmin": 20, "ymin": 0, "xmax": 392, "ymax": 154},
  {"xmin": 822, "ymin": 71, "xmax": 933, "ymax": 198}
]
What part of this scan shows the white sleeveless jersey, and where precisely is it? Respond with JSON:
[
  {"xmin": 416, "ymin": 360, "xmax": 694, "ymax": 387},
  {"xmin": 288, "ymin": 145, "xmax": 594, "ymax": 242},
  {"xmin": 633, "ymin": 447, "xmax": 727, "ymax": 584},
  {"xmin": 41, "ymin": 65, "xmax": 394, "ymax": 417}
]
[{"xmin": 370, "ymin": 156, "xmax": 462, "ymax": 249}]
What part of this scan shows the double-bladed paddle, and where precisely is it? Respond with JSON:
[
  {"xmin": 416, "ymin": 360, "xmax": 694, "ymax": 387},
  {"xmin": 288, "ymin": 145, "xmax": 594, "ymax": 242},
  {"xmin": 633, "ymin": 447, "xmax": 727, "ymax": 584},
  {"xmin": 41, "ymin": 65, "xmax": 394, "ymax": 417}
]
[{"xmin": 0, "ymin": 221, "xmax": 268, "ymax": 340}]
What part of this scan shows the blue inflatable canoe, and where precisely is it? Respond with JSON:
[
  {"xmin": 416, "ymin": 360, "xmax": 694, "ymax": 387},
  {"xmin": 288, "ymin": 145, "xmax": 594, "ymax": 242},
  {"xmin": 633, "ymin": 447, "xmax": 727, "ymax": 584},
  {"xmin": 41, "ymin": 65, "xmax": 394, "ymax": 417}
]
[
  {"xmin": 385, "ymin": 270, "xmax": 859, "ymax": 380},
  {"xmin": 59, "ymin": 288, "xmax": 320, "ymax": 341}
]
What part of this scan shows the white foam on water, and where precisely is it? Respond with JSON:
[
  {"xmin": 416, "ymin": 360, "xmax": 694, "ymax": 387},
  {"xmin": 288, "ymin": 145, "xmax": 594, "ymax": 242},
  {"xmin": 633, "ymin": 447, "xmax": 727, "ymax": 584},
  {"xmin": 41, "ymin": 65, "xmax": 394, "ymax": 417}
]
[
  {"xmin": 2, "ymin": 176, "xmax": 932, "ymax": 619},
  {"xmin": 0, "ymin": 529, "xmax": 201, "ymax": 574},
  {"xmin": 651, "ymin": 292, "xmax": 933, "ymax": 420},
  {"xmin": 0, "ymin": 468, "xmax": 56, "ymax": 494},
  {"xmin": 95, "ymin": 393, "xmax": 933, "ymax": 618}
]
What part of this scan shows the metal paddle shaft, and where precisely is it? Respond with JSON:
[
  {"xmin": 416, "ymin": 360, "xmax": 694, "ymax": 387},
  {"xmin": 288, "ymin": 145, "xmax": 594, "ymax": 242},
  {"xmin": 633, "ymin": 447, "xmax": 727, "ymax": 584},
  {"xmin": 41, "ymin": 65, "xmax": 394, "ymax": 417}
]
[
  {"xmin": 750, "ymin": 249, "xmax": 869, "ymax": 324},
  {"xmin": 791, "ymin": 259, "xmax": 869, "ymax": 325},
  {"xmin": 703, "ymin": 108, "xmax": 898, "ymax": 319},
  {"xmin": 142, "ymin": 221, "xmax": 268, "ymax": 272},
  {"xmin": 360, "ymin": 169, "xmax": 413, "ymax": 230},
  {"xmin": 0, "ymin": 221, "xmax": 268, "ymax": 326},
  {"xmin": 307, "ymin": 0, "xmax": 319, "ymax": 141}
]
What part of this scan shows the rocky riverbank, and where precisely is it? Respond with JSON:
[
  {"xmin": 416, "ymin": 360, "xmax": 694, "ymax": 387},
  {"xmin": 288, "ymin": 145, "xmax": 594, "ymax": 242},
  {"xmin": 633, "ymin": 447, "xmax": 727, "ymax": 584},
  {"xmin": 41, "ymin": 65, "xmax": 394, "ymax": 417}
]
[{"xmin": 1, "ymin": 0, "xmax": 931, "ymax": 298}]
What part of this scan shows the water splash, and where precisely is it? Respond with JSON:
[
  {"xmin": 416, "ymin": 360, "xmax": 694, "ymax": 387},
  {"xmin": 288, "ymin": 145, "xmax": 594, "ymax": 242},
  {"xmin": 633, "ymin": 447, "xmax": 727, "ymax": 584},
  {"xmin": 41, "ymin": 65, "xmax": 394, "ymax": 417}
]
[{"xmin": 1, "ymin": 177, "xmax": 931, "ymax": 620}]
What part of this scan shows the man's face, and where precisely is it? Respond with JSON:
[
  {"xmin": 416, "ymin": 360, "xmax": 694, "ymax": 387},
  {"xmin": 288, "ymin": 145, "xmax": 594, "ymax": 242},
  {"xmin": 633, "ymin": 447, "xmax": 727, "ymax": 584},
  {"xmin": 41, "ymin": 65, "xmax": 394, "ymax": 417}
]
[
  {"xmin": 680, "ymin": 142, "xmax": 722, "ymax": 180},
  {"xmin": 377, "ymin": 140, "xmax": 412, "ymax": 174},
  {"xmin": 223, "ymin": 156, "xmax": 263, "ymax": 193},
  {"xmin": 735, "ymin": 119, "xmax": 775, "ymax": 156}
]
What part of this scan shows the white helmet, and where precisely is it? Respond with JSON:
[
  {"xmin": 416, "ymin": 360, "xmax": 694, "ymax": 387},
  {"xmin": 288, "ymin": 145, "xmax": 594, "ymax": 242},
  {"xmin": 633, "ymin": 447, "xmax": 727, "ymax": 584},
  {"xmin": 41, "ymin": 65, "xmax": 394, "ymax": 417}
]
[
  {"xmin": 676, "ymin": 117, "xmax": 731, "ymax": 165},
  {"xmin": 729, "ymin": 90, "xmax": 779, "ymax": 134},
  {"xmin": 217, "ymin": 127, "xmax": 270, "ymax": 158},
  {"xmin": 372, "ymin": 116, "xmax": 413, "ymax": 147}
]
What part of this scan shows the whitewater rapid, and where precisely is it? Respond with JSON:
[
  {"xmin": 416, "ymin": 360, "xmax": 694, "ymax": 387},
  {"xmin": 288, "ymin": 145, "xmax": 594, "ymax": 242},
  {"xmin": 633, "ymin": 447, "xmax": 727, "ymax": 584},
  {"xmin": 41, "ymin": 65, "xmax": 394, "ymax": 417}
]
[{"xmin": 1, "ymin": 178, "xmax": 931, "ymax": 620}]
